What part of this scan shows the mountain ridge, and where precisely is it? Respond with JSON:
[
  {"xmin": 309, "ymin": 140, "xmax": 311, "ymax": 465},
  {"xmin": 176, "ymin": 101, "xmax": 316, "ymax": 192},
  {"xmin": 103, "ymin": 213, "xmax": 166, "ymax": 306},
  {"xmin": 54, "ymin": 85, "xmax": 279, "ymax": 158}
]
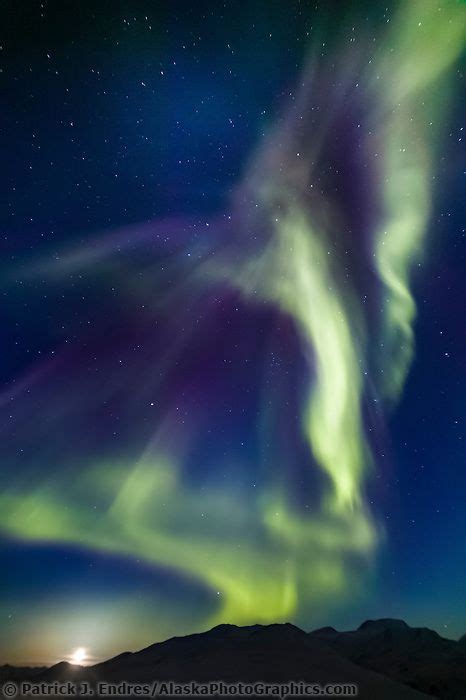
[{"xmin": 3, "ymin": 619, "xmax": 466, "ymax": 698}]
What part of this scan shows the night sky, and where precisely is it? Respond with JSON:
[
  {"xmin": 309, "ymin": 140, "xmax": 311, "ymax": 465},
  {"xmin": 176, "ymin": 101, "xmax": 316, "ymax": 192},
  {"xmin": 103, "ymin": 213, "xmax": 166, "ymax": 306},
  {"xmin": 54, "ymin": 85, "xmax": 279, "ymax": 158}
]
[{"xmin": 1, "ymin": 0, "xmax": 465, "ymax": 667}]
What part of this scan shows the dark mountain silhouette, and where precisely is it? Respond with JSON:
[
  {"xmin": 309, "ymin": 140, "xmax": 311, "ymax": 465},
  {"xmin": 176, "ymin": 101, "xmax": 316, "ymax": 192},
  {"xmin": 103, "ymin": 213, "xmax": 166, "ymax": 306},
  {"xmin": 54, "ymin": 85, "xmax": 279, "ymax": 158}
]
[
  {"xmin": 4, "ymin": 619, "xmax": 466, "ymax": 698},
  {"xmin": 311, "ymin": 619, "xmax": 466, "ymax": 698},
  {"xmin": 0, "ymin": 665, "xmax": 46, "ymax": 681}
]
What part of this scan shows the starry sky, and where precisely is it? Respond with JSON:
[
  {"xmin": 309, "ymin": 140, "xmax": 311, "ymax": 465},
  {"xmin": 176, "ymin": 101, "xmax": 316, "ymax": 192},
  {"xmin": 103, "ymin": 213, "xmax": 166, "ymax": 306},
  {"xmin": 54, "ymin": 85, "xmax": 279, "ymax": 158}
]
[{"xmin": 1, "ymin": 0, "xmax": 465, "ymax": 667}]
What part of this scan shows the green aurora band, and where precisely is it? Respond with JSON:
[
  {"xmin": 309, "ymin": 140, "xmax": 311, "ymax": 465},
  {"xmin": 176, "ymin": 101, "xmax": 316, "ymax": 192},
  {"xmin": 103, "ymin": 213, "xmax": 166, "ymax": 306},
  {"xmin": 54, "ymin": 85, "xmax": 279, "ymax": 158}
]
[{"xmin": 0, "ymin": 0, "xmax": 464, "ymax": 630}]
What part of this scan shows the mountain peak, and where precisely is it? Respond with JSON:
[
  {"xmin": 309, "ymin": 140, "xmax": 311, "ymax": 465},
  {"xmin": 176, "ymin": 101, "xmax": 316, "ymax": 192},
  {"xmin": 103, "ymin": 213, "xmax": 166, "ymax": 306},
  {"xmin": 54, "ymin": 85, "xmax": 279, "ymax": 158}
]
[
  {"xmin": 358, "ymin": 618, "xmax": 410, "ymax": 632},
  {"xmin": 209, "ymin": 622, "xmax": 305, "ymax": 637},
  {"xmin": 209, "ymin": 623, "xmax": 241, "ymax": 634},
  {"xmin": 48, "ymin": 661, "xmax": 76, "ymax": 671}
]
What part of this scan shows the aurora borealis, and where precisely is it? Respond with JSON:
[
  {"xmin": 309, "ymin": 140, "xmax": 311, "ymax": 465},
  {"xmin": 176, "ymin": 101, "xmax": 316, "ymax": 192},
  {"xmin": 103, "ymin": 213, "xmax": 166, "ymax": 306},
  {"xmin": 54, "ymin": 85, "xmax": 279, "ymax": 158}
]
[{"xmin": 1, "ymin": 0, "xmax": 465, "ymax": 667}]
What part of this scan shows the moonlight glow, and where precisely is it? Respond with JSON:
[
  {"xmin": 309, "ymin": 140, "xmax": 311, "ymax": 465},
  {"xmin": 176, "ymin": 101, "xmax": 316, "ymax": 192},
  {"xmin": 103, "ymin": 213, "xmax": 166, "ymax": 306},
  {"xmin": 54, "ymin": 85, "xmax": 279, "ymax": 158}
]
[{"xmin": 70, "ymin": 648, "xmax": 87, "ymax": 666}]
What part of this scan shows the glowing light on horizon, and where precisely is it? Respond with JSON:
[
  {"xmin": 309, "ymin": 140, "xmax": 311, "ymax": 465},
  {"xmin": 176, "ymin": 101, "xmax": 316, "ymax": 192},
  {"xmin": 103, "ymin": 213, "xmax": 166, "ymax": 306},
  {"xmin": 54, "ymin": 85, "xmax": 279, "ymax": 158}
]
[{"xmin": 69, "ymin": 647, "xmax": 87, "ymax": 665}]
